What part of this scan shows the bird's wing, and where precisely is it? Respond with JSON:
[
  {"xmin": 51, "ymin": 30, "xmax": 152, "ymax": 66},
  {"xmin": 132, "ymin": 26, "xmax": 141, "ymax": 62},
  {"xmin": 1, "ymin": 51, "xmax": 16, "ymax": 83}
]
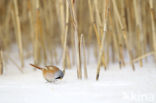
[{"xmin": 45, "ymin": 65, "xmax": 59, "ymax": 70}]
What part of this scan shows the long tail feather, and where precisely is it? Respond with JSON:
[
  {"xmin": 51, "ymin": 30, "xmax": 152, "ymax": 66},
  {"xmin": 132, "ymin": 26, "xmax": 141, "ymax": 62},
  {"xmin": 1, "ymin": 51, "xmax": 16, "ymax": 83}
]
[{"xmin": 30, "ymin": 64, "xmax": 43, "ymax": 70}]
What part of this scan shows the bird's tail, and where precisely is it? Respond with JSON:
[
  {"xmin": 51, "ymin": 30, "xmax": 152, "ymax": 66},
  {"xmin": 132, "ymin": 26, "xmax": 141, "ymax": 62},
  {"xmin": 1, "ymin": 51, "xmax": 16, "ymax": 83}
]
[{"xmin": 30, "ymin": 64, "xmax": 43, "ymax": 70}]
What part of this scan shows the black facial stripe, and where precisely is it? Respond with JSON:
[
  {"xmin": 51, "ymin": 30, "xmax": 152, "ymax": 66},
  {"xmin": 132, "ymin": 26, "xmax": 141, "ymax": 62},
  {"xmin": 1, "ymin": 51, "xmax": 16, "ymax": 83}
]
[{"xmin": 55, "ymin": 76, "xmax": 61, "ymax": 79}]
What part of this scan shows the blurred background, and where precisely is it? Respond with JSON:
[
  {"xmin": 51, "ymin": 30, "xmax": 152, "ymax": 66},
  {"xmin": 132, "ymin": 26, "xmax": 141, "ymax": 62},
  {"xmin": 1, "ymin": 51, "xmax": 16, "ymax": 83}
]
[{"xmin": 0, "ymin": 0, "xmax": 156, "ymax": 76}]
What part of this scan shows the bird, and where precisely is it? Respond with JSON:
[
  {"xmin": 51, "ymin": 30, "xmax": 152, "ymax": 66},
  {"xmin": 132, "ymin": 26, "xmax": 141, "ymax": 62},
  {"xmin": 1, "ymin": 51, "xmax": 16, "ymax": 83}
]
[{"xmin": 30, "ymin": 64, "xmax": 64, "ymax": 82}]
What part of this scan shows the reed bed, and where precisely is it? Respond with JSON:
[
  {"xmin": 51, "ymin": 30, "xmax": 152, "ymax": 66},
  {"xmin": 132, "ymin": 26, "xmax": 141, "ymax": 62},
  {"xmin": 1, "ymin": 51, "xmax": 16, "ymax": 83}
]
[{"xmin": 0, "ymin": 0, "xmax": 156, "ymax": 80}]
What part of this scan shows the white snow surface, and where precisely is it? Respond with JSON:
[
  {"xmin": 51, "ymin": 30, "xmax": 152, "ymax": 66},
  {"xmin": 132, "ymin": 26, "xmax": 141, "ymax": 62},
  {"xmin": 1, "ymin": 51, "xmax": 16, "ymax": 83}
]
[{"xmin": 0, "ymin": 59, "xmax": 156, "ymax": 103}]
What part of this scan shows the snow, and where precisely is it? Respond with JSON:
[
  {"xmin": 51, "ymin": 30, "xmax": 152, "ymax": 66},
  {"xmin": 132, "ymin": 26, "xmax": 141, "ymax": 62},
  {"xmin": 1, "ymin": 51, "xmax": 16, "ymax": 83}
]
[{"xmin": 0, "ymin": 58, "xmax": 156, "ymax": 103}]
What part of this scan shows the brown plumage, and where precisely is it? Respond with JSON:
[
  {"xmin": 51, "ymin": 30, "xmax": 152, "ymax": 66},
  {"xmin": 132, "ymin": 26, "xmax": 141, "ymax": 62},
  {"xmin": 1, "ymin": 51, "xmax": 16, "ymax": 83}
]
[{"xmin": 30, "ymin": 64, "xmax": 64, "ymax": 82}]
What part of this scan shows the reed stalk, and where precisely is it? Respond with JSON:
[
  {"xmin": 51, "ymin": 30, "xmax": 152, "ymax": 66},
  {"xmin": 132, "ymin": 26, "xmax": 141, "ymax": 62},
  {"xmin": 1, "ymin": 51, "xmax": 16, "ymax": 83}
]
[
  {"xmin": 96, "ymin": 0, "xmax": 110, "ymax": 80},
  {"xmin": 62, "ymin": 0, "xmax": 69, "ymax": 73},
  {"xmin": 149, "ymin": 0, "xmax": 156, "ymax": 59},
  {"xmin": 68, "ymin": 0, "xmax": 82, "ymax": 79},
  {"xmin": 0, "ymin": 50, "xmax": 3, "ymax": 75},
  {"xmin": 13, "ymin": 0, "xmax": 24, "ymax": 68},
  {"xmin": 112, "ymin": 0, "xmax": 135, "ymax": 70},
  {"xmin": 80, "ymin": 34, "xmax": 88, "ymax": 79}
]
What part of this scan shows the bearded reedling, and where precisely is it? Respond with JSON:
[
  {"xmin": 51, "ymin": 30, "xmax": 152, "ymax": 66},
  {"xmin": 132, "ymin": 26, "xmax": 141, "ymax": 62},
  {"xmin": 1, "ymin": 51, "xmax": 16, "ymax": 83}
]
[{"xmin": 30, "ymin": 64, "xmax": 64, "ymax": 82}]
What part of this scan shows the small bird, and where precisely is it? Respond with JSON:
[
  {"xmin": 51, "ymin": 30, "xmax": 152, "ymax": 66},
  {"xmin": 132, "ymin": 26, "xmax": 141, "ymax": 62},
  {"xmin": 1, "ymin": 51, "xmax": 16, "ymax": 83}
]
[{"xmin": 30, "ymin": 64, "xmax": 64, "ymax": 82}]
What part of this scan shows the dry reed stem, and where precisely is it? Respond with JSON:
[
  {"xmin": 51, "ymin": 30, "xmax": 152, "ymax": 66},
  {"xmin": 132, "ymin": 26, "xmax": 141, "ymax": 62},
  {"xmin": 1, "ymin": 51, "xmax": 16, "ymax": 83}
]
[
  {"xmin": 0, "ymin": 50, "xmax": 3, "ymax": 75},
  {"xmin": 109, "ymin": 13, "xmax": 121, "ymax": 67},
  {"xmin": 87, "ymin": 0, "xmax": 94, "ymax": 63},
  {"xmin": 113, "ymin": 15, "xmax": 125, "ymax": 67},
  {"xmin": 34, "ymin": 0, "xmax": 40, "ymax": 65},
  {"xmin": 96, "ymin": 0, "xmax": 110, "ymax": 81},
  {"xmin": 133, "ymin": 52, "xmax": 155, "ymax": 63},
  {"xmin": 80, "ymin": 34, "xmax": 88, "ymax": 79},
  {"xmin": 93, "ymin": 24, "xmax": 107, "ymax": 69},
  {"xmin": 59, "ymin": 0, "xmax": 65, "ymax": 46},
  {"xmin": 2, "ymin": 1, "xmax": 11, "ymax": 51},
  {"xmin": 94, "ymin": 0, "xmax": 102, "ymax": 36},
  {"xmin": 112, "ymin": 0, "xmax": 135, "ymax": 70},
  {"xmin": 93, "ymin": 24, "xmax": 101, "ymax": 47},
  {"xmin": 149, "ymin": 0, "xmax": 156, "ymax": 59},
  {"xmin": 66, "ymin": 48, "xmax": 71, "ymax": 69},
  {"xmin": 88, "ymin": 0, "xmax": 94, "ymax": 24},
  {"xmin": 133, "ymin": 0, "xmax": 143, "ymax": 67},
  {"xmin": 13, "ymin": 0, "xmax": 24, "ymax": 68},
  {"xmin": 68, "ymin": 0, "xmax": 82, "ymax": 79},
  {"xmin": 62, "ymin": 0, "xmax": 69, "ymax": 74},
  {"xmin": 27, "ymin": 0, "xmax": 37, "ymax": 70},
  {"xmin": 0, "ymin": 0, "xmax": 156, "ymax": 78},
  {"xmin": 71, "ymin": 31, "xmax": 76, "ymax": 66}
]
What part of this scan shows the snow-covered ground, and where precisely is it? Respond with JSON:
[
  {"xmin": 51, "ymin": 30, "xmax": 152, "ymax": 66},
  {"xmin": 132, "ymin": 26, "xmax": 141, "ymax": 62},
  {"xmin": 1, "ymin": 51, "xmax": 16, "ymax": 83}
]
[{"xmin": 0, "ymin": 58, "xmax": 156, "ymax": 103}]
